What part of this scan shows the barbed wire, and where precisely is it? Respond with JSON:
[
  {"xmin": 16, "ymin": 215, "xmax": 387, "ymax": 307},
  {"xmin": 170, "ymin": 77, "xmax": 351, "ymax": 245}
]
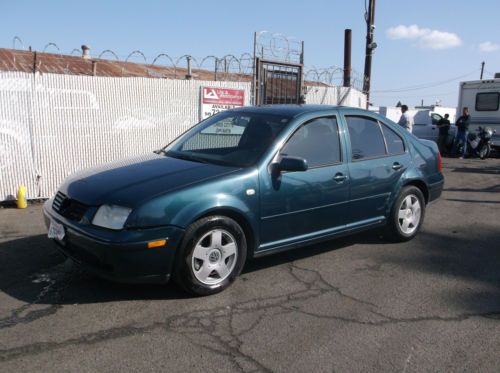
[
  {"xmin": 43, "ymin": 42, "xmax": 60, "ymax": 53},
  {"xmin": 304, "ymin": 66, "xmax": 367, "ymax": 91},
  {"xmin": 7, "ymin": 37, "xmax": 367, "ymax": 89},
  {"xmin": 98, "ymin": 50, "xmax": 120, "ymax": 60},
  {"xmin": 125, "ymin": 50, "xmax": 147, "ymax": 63},
  {"xmin": 254, "ymin": 31, "xmax": 303, "ymax": 63},
  {"xmin": 12, "ymin": 36, "xmax": 25, "ymax": 50}
]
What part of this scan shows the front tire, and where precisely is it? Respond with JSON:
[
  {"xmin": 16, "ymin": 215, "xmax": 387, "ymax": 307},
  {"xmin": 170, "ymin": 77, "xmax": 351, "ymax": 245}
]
[
  {"xmin": 174, "ymin": 216, "xmax": 247, "ymax": 296},
  {"xmin": 385, "ymin": 186, "xmax": 426, "ymax": 242}
]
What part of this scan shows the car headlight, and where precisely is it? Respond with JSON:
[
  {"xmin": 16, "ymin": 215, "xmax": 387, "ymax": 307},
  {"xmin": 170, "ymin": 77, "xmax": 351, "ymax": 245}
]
[{"xmin": 92, "ymin": 205, "xmax": 132, "ymax": 230}]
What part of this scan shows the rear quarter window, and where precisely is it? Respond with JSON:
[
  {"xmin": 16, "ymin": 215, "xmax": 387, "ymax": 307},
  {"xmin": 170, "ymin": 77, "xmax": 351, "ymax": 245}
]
[{"xmin": 381, "ymin": 124, "xmax": 405, "ymax": 155}]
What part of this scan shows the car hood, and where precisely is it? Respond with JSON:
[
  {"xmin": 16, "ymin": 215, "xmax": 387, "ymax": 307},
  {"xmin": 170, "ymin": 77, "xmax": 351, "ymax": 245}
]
[{"xmin": 60, "ymin": 153, "xmax": 240, "ymax": 207}]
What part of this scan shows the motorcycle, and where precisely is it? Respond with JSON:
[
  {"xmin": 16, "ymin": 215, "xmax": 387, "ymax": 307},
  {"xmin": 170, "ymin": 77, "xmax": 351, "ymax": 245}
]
[{"xmin": 456, "ymin": 126, "xmax": 496, "ymax": 159}]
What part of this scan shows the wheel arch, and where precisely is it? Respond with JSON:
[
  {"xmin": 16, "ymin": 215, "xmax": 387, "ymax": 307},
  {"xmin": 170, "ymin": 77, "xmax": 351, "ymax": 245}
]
[
  {"xmin": 194, "ymin": 208, "xmax": 257, "ymax": 259},
  {"xmin": 401, "ymin": 179, "xmax": 429, "ymax": 204}
]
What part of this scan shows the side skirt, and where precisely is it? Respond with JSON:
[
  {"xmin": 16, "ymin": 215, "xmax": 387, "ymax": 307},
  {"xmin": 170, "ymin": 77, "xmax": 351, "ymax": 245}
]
[{"xmin": 253, "ymin": 219, "xmax": 386, "ymax": 259}]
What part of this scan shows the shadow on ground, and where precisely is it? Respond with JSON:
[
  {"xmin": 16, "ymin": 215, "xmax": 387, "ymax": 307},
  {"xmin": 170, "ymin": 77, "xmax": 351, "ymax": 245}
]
[
  {"xmin": 450, "ymin": 166, "xmax": 500, "ymax": 175},
  {"xmin": 1, "ymin": 223, "xmax": 500, "ymax": 316},
  {"xmin": 443, "ymin": 184, "xmax": 500, "ymax": 193},
  {"xmin": 0, "ymin": 231, "xmax": 383, "ymax": 306},
  {"xmin": 372, "ymin": 226, "xmax": 500, "ymax": 312}
]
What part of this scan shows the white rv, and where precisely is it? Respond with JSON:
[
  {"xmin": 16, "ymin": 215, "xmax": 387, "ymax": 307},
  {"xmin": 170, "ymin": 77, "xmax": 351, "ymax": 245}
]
[{"xmin": 458, "ymin": 78, "xmax": 500, "ymax": 148}]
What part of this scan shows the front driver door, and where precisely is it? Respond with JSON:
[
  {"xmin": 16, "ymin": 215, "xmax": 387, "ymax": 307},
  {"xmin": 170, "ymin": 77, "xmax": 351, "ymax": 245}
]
[{"xmin": 258, "ymin": 115, "xmax": 350, "ymax": 251}]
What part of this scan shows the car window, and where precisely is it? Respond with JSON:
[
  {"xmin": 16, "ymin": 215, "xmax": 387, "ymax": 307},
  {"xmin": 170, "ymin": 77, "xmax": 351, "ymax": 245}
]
[
  {"xmin": 280, "ymin": 117, "xmax": 341, "ymax": 167},
  {"xmin": 345, "ymin": 116, "xmax": 386, "ymax": 160},
  {"xmin": 183, "ymin": 116, "xmax": 247, "ymax": 151},
  {"xmin": 381, "ymin": 124, "xmax": 405, "ymax": 155},
  {"xmin": 431, "ymin": 113, "xmax": 443, "ymax": 125}
]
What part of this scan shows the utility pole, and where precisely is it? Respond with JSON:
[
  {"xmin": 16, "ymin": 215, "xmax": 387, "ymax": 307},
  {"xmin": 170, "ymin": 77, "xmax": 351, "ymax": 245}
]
[
  {"xmin": 343, "ymin": 29, "xmax": 352, "ymax": 88},
  {"xmin": 363, "ymin": 0, "xmax": 377, "ymax": 108},
  {"xmin": 480, "ymin": 61, "xmax": 485, "ymax": 80}
]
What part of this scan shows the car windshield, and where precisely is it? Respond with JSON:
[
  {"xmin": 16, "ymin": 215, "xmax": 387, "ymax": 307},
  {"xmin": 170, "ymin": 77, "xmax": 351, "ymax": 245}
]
[{"xmin": 162, "ymin": 111, "xmax": 292, "ymax": 167}]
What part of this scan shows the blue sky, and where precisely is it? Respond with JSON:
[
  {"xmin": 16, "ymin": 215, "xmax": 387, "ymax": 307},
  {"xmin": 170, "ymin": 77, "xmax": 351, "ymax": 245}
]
[{"xmin": 2, "ymin": 0, "xmax": 500, "ymax": 107}]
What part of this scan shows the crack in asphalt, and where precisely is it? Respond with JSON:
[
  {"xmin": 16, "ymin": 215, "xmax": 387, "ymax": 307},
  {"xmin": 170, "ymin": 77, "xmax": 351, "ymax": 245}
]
[
  {"xmin": 1, "ymin": 261, "xmax": 499, "ymax": 370},
  {"xmin": 0, "ymin": 262, "xmax": 74, "ymax": 330}
]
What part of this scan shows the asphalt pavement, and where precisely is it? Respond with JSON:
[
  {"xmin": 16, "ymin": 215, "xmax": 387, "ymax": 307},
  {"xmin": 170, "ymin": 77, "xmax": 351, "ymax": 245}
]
[{"xmin": 0, "ymin": 157, "xmax": 499, "ymax": 372}]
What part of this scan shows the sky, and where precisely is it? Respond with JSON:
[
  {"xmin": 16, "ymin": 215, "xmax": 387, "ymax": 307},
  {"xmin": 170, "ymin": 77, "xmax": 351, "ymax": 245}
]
[{"xmin": 2, "ymin": 0, "xmax": 500, "ymax": 108}]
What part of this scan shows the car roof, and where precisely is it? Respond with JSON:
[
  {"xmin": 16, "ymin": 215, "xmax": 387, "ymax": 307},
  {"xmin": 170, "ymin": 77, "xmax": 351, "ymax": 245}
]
[{"xmin": 230, "ymin": 104, "xmax": 371, "ymax": 118}]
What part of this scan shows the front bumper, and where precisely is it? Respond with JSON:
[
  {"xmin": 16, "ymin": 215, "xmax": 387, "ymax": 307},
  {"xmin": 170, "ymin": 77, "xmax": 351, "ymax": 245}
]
[{"xmin": 43, "ymin": 200, "xmax": 185, "ymax": 284}]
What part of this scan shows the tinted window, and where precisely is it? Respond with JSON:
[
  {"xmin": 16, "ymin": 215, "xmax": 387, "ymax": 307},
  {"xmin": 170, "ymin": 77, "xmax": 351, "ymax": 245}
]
[
  {"xmin": 476, "ymin": 92, "xmax": 500, "ymax": 111},
  {"xmin": 381, "ymin": 124, "xmax": 405, "ymax": 155},
  {"xmin": 281, "ymin": 117, "xmax": 341, "ymax": 167},
  {"xmin": 346, "ymin": 116, "xmax": 386, "ymax": 160}
]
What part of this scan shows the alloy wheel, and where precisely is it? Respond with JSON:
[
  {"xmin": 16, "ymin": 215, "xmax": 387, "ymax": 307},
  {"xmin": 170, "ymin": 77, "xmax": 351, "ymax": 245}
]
[
  {"xmin": 397, "ymin": 195, "xmax": 422, "ymax": 235},
  {"xmin": 191, "ymin": 229, "xmax": 238, "ymax": 285}
]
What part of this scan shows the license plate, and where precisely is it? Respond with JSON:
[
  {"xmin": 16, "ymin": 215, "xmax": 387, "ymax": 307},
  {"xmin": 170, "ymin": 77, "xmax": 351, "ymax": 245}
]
[{"xmin": 48, "ymin": 220, "xmax": 65, "ymax": 241}]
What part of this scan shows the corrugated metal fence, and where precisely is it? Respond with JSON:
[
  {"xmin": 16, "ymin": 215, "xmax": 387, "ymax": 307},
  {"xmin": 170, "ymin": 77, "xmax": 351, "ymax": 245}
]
[{"xmin": 0, "ymin": 72, "xmax": 365, "ymax": 201}]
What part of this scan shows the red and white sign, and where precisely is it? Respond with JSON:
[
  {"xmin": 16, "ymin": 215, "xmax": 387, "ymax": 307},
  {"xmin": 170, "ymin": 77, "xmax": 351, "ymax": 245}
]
[{"xmin": 200, "ymin": 87, "xmax": 245, "ymax": 120}]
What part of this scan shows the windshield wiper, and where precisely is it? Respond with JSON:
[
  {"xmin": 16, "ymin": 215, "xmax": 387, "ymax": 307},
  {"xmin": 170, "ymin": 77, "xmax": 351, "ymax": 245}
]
[
  {"xmin": 166, "ymin": 152, "xmax": 210, "ymax": 164},
  {"xmin": 154, "ymin": 149, "xmax": 167, "ymax": 155}
]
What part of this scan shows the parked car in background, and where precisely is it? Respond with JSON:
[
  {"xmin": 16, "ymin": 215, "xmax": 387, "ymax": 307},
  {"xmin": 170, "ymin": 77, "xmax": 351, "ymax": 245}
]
[
  {"xmin": 44, "ymin": 105, "xmax": 444, "ymax": 295},
  {"xmin": 379, "ymin": 106, "xmax": 457, "ymax": 145}
]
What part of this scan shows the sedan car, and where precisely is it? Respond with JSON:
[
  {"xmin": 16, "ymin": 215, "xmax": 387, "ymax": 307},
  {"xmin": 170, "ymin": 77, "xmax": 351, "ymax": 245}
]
[{"xmin": 44, "ymin": 105, "xmax": 444, "ymax": 295}]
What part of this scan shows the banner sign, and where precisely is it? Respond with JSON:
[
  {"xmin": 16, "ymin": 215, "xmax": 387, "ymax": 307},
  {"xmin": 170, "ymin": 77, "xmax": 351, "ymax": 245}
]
[{"xmin": 200, "ymin": 87, "xmax": 245, "ymax": 120}]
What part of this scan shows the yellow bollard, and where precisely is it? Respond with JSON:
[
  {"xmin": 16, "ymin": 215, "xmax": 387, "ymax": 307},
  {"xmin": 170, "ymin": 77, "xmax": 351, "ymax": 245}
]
[{"xmin": 16, "ymin": 185, "xmax": 27, "ymax": 209}]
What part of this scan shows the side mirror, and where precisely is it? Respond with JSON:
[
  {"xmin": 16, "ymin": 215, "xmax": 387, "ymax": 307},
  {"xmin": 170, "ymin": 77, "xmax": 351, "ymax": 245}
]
[{"xmin": 273, "ymin": 156, "xmax": 308, "ymax": 174}]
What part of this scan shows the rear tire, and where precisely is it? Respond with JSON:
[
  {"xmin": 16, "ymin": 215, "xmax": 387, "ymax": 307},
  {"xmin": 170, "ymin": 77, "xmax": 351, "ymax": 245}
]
[
  {"xmin": 478, "ymin": 144, "xmax": 490, "ymax": 160},
  {"xmin": 385, "ymin": 186, "xmax": 426, "ymax": 242},
  {"xmin": 174, "ymin": 216, "xmax": 247, "ymax": 296}
]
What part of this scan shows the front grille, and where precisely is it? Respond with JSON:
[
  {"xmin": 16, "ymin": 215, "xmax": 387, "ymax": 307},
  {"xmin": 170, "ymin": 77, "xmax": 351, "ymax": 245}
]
[
  {"xmin": 52, "ymin": 191, "xmax": 89, "ymax": 222},
  {"xmin": 52, "ymin": 191, "xmax": 66, "ymax": 212}
]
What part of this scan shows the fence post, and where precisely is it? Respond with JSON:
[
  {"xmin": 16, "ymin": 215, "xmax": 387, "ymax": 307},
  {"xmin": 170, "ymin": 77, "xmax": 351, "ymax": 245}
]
[
  {"xmin": 185, "ymin": 56, "xmax": 192, "ymax": 80},
  {"xmin": 33, "ymin": 52, "xmax": 37, "ymax": 74}
]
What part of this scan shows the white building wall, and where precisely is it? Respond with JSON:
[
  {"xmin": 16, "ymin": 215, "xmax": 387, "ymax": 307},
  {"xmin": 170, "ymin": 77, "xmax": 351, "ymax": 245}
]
[{"xmin": 305, "ymin": 86, "xmax": 367, "ymax": 108}]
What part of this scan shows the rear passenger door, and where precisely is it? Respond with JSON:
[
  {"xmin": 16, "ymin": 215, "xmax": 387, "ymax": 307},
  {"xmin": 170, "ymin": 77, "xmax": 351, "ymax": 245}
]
[{"xmin": 341, "ymin": 112, "xmax": 410, "ymax": 225}]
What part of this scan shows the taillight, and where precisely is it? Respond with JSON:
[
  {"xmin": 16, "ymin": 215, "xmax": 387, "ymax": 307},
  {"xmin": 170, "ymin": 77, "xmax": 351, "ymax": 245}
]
[{"xmin": 437, "ymin": 152, "xmax": 443, "ymax": 173}]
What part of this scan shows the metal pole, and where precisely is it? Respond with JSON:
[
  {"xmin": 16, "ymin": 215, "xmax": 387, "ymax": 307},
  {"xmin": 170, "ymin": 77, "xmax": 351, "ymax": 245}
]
[
  {"xmin": 480, "ymin": 61, "xmax": 485, "ymax": 79},
  {"xmin": 343, "ymin": 29, "xmax": 352, "ymax": 88},
  {"xmin": 363, "ymin": 0, "xmax": 376, "ymax": 108},
  {"xmin": 214, "ymin": 58, "xmax": 218, "ymax": 81},
  {"xmin": 185, "ymin": 56, "xmax": 192, "ymax": 80},
  {"xmin": 252, "ymin": 32, "xmax": 258, "ymax": 105},
  {"xmin": 33, "ymin": 51, "xmax": 37, "ymax": 74},
  {"xmin": 300, "ymin": 40, "xmax": 305, "ymax": 103}
]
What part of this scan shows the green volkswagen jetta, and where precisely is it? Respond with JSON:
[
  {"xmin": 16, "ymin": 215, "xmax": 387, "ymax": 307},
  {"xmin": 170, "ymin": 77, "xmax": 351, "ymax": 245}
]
[{"xmin": 43, "ymin": 105, "xmax": 444, "ymax": 295}]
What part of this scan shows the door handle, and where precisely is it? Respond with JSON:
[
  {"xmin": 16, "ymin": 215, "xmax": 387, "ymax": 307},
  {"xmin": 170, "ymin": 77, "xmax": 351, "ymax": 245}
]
[
  {"xmin": 392, "ymin": 162, "xmax": 403, "ymax": 171},
  {"xmin": 334, "ymin": 173, "xmax": 348, "ymax": 183}
]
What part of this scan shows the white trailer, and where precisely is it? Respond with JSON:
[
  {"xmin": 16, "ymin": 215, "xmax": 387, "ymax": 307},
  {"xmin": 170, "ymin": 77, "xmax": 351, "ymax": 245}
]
[{"xmin": 458, "ymin": 78, "xmax": 500, "ymax": 148}]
